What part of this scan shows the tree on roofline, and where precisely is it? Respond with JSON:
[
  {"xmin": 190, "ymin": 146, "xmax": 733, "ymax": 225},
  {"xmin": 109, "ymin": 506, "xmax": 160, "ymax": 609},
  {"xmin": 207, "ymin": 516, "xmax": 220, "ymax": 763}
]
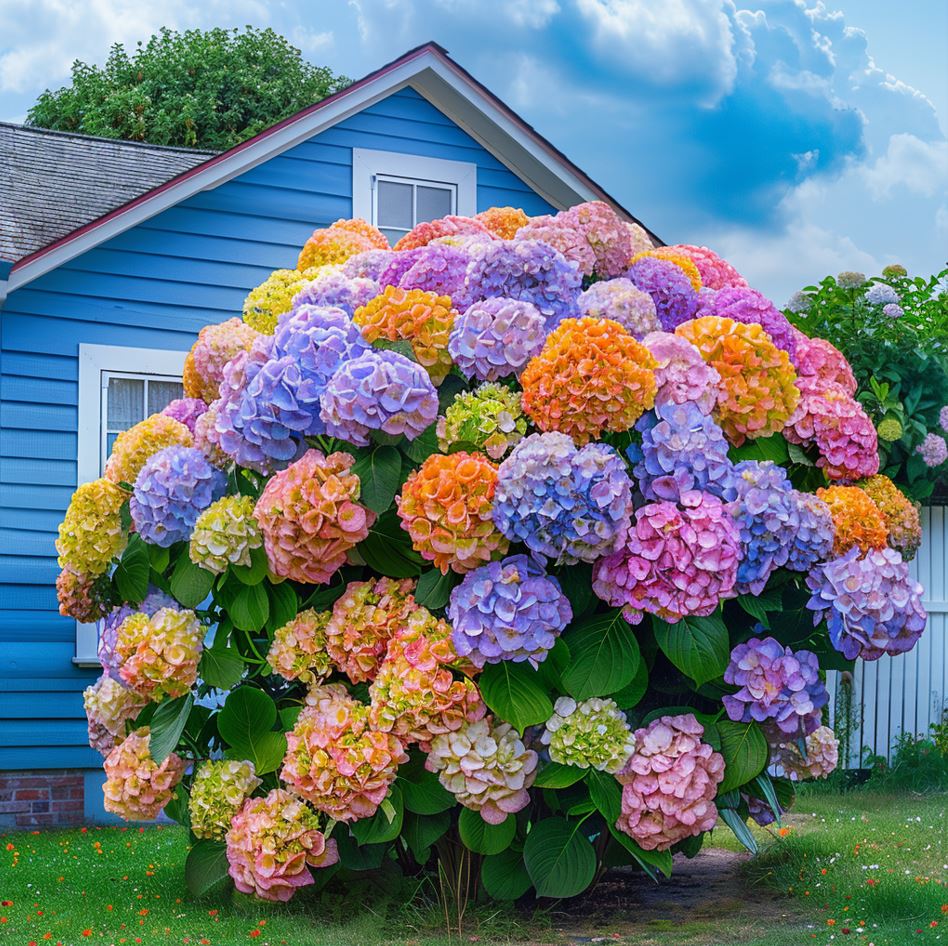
[{"xmin": 27, "ymin": 26, "xmax": 350, "ymax": 151}]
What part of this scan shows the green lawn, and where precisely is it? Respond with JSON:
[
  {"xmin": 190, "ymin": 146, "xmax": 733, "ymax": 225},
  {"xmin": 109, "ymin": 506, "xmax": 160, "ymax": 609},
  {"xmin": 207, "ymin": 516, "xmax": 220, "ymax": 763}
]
[{"xmin": 0, "ymin": 792, "xmax": 944, "ymax": 946}]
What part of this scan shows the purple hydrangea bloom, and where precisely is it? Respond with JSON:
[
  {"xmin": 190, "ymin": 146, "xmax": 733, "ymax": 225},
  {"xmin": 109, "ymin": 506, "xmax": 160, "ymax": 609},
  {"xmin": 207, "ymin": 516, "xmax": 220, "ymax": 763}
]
[
  {"xmin": 917, "ymin": 432, "xmax": 948, "ymax": 468},
  {"xmin": 291, "ymin": 273, "xmax": 380, "ymax": 316},
  {"xmin": 493, "ymin": 432, "xmax": 634, "ymax": 565},
  {"xmin": 161, "ymin": 398, "xmax": 207, "ymax": 435},
  {"xmin": 447, "ymin": 297, "xmax": 548, "ymax": 381},
  {"xmin": 319, "ymin": 349, "xmax": 438, "ymax": 446},
  {"xmin": 130, "ymin": 446, "xmax": 226, "ymax": 547},
  {"xmin": 806, "ymin": 546, "xmax": 927, "ymax": 661},
  {"xmin": 626, "ymin": 256, "xmax": 698, "ymax": 331},
  {"xmin": 725, "ymin": 461, "xmax": 798, "ymax": 595},
  {"xmin": 723, "ymin": 635, "xmax": 828, "ymax": 738},
  {"xmin": 864, "ymin": 283, "xmax": 899, "ymax": 306},
  {"xmin": 99, "ymin": 588, "xmax": 176, "ymax": 681},
  {"xmin": 940, "ymin": 405, "xmax": 948, "ymax": 433},
  {"xmin": 883, "ymin": 303, "xmax": 904, "ymax": 319},
  {"xmin": 628, "ymin": 401, "xmax": 734, "ymax": 502},
  {"xmin": 377, "ymin": 248, "xmax": 425, "ymax": 289},
  {"xmin": 342, "ymin": 249, "xmax": 396, "ymax": 281},
  {"xmin": 576, "ymin": 278, "xmax": 660, "ymax": 338},
  {"xmin": 465, "ymin": 240, "xmax": 582, "ymax": 324},
  {"xmin": 785, "ymin": 491, "xmax": 835, "ymax": 572},
  {"xmin": 642, "ymin": 331, "xmax": 721, "ymax": 415},
  {"xmin": 694, "ymin": 287, "xmax": 797, "ymax": 364},
  {"xmin": 396, "ymin": 243, "xmax": 470, "ymax": 301},
  {"xmin": 447, "ymin": 554, "xmax": 573, "ymax": 668},
  {"xmin": 745, "ymin": 794, "xmax": 781, "ymax": 827}
]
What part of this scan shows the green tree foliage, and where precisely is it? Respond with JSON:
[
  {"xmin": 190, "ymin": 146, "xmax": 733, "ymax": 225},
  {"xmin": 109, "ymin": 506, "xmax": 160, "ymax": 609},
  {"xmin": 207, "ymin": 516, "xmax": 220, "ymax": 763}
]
[{"xmin": 27, "ymin": 27, "xmax": 349, "ymax": 150}]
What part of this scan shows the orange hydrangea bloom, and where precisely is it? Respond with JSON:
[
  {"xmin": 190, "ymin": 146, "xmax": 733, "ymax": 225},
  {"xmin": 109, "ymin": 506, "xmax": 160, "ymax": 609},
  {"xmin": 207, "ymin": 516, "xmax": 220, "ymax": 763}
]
[
  {"xmin": 354, "ymin": 285, "xmax": 457, "ymax": 384},
  {"xmin": 630, "ymin": 248, "xmax": 703, "ymax": 291},
  {"xmin": 817, "ymin": 485, "xmax": 888, "ymax": 556},
  {"xmin": 857, "ymin": 474, "xmax": 922, "ymax": 560},
  {"xmin": 475, "ymin": 206, "xmax": 531, "ymax": 239},
  {"xmin": 396, "ymin": 452, "xmax": 508, "ymax": 573},
  {"xmin": 520, "ymin": 317, "xmax": 657, "ymax": 445},
  {"xmin": 331, "ymin": 218, "xmax": 388, "ymax": 250},
  {"xmin": 297, "ymin": 219, "xmax": 385, "ymax": 270}
]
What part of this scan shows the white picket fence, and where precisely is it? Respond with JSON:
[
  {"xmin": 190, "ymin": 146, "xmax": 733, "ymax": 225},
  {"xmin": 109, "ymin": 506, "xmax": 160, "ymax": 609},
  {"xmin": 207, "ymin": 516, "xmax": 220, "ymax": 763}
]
[{"xmin": 826, "ymin": 506, "xmax": 948, "ymax": 764}]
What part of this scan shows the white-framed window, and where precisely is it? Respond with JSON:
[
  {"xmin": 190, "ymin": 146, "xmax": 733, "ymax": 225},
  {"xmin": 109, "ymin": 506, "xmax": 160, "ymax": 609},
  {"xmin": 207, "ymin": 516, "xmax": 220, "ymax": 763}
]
[
  {"xmin": 74, "ymin": 344, "xmax": 187, "ymax": 664},
  {"xmin": 352, "ymin": 148, "xmax": 477, "ymax": 245}
]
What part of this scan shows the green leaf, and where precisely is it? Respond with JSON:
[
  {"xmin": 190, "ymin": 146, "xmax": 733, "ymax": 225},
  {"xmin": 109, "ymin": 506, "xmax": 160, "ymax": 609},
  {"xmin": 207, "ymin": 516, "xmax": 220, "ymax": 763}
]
[
  {"xmin": 199, "ymin": 641, "xmax": 245, "ymax": 690},
  {"xmin": 533, "ymin": 762, "xmax": 587, "ymax": 789},
  {"xmin": 335, "ymin": 831, "xmax": 387, "ymax": 871},
  {"xmin": 403, "ymin": 810, "xmax": 450, "ymax": 864},
  {"xmin": 114, "ymin": 535, "xmax": 150, "ymax": 603},
  {"xmin": 224, "ymin": 731, "xmax": 287, "ymax": 776},
  {"xmin": 147, "ymin": 543, "xmax": 170, "ymax": 574},
  {"xmin": 729, "ymin": 433, "xmax": 789, "ymax": 464},
  {"xmin": 608, "ymin": 827, "xmax": 673, "ymax": 879},
  {"xmin": 402, "ymin": 424, "xmax": 439, "ymax": 464},
  {"xmin": 414, "ymin": 568, "xmax": 459, "ymax": 610},
  {"xmin": 279, "ymin": 705, "xmax": 303, "ymax": 731},
  {"xmin": 358, "ymin": 512, "xmax": 424, "ymax": 579},
  {"xmin": 184, "ymin": 840, "xmax": 230, "ymax": 898},
  {"xmin": 586, "ymin": 768, "xmax": 621, "ymax": 825},
  {"xmin": 555, "ymin": 563, "xmax": 593, "ymax": 617},
  {"xmin": 652, "ymin": 614, "xmax": 729, "ymax": 688},
  {"xmin": 352, "ymin": 445, "xmax": 402, "ymax": 514},
  {"xmin": 170, "ymin": 554, "xmax": 214, "ymax": 608},
  {"xmin": 787, "ymin": 441, "xmax": 816, "ymax": 467},
  {"xmin": 399, "ymin": 767, "xmax": 455, "ymax": 815},
  {"xmin": 266, "ymin": 581, "xmax": 298, "ymax": 633},
  {"xmin": 716, "ymin": 720, "xmax": 769, "ymax": 793},
  {"xmin": 753, "ymin": 772, "xmax": 782, "ymax": 825},
  {"xmin": 458, "ymin": 808, "xmax": 515, "ymax": 855},
  {"xmin": 351, "ymin": 785, "xmax": 404, "ymax": 845},
  {"xmin": 610, "ymin": 657, "xmax": 648, "ymax": 710},
  {"xmin": 230, "ymin": 582, "xmax": 269, "ymax": 631},
  {"xmin": 163, "ymin": 780, "xmax": 190, "ymax": 828},
  {"xmin": 719, "ymin": 807, "xmax": 758, "ymax": 854},
  {"xmin": 148, "ymin": 694, "xmax": 193, "ymax": 764},
  {"xmin": 230, "ymin": 546, "xmax": 268, "ymax": 586},
  {"xmin": 523, "ymin": 818, "xmax": 597, "ymax": 899},
  {"xmin": 481, "ymin": 849, "xmax": 532, "ymax": 901},
  {"xmin": 561, "ymin": 609, "xmax": 640, "ymax": 699},
  {"xmin": 218, "ymin": 687, "xmax": 276, "ymax": 753},
  {"xmin": 479, "ymin": 661, "xmax": 553, "ymax": 733}
]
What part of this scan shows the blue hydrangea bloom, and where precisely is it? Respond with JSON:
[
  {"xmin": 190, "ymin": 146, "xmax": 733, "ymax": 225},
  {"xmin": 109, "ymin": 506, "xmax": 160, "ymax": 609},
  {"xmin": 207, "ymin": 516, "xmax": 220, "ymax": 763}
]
[
  {"xmin": 447, "ymin": 554, "xmax": 573, "ymax": 668},
  {"xmin": 785, "ymin": 491, "xmax": 835, "ymax": 572},
  {"xmin": 493, "ymin": 432, "xmax": 633, "ymax": 565},
  {"xmin": 864, "ymin": 283, "xmax": 899, "ymax": 306},
  {"xmin": 628, "ymin": 401, "xmax": 734, "ymax": 502},
  {"xmin": 130, "ymin": 446, "xmax": 226, "ymax": 547}
]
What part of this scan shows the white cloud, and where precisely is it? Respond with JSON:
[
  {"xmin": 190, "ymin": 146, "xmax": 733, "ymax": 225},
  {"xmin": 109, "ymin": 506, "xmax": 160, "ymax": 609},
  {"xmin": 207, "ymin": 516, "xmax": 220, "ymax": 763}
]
[{"xmin": 860, "ymin": 133, "xmax": 948, "ymax": 200}]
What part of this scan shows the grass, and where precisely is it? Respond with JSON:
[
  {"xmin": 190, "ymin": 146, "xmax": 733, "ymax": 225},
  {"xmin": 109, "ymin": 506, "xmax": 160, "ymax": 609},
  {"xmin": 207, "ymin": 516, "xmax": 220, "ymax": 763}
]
[{"xmin": 0, "ymin": 792, "xmax": 944, "ymax": 946}]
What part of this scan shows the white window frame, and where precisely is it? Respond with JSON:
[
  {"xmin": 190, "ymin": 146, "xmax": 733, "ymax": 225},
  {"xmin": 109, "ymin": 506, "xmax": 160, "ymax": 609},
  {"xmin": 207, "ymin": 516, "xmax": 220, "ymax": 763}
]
[
  {"xmin": 351, "ymin": 148, "xmax": 477, "ymax": 241},
  {"xmin": 74, "ymin": 343, "xmax": 187, "ymax": 665}
]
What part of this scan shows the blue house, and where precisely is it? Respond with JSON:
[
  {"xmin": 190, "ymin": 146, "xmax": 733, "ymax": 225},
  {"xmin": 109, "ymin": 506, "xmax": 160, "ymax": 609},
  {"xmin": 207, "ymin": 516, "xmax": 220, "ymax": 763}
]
[{"xmin": 0, "ymin": 43, "xmax": 658, "ymax": 825}]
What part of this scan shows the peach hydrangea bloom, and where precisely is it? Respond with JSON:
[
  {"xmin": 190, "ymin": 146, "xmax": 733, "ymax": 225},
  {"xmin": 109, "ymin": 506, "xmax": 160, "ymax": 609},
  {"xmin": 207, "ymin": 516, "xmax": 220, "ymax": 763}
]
[
  {"xmin": 397, "ymin": 451, "xmax": 509, "ymax": 574},
  {"xmin": 615, "ymin": 714, "xmax": 724, "ymax": 851},
  {"xmin": 193, "ymin": 402, "xmax": 231, "ymax": 468},
  {"xmin": 630, "ymin": 248, "xmax": 702, "ymax": 291},
  {"xmin": 474, "ymin": 206, "xmax": 531, "ymax": 239},
  {"xmin": 189, "ymin": 759, "xmax": 262, "ymax": 841},
  {"xmin": 369, "ymin": 607, "xmax": 486, "ymax": 748},
  {"xmin": 325, "ymin": 577, "xmax": 417, "ymax": 683},
  {"xmin": 267, "ymin": 609, "xmax": 334, "ymax": 684},
  {"xmin": 183, "ymin": 318, "xmax": 259, "ymax": 404},
  {"xmin": 676, "ymin": 316, "xmax": 800, "ymax": 444},
  {"xmin": 426, "ymin": 715, "xmax": 538, "ymax": 824},
  {"xmin": 817, "ymin": 485, "xmax": 889, "ymax": 556},
  {"xmin": 297, "ymin": 219, "xmax": 386, "ymax": 271},
  {"xmin": 189, "ymin": 495, "xmax": 263, "ymax": 574},
  {"xmin": 624, "ymin": 221, "xmax": 655, "ymax": 257},
  {"xmin": 104, "ymin": 414, "xmax": 193, "ymax": 485},
  {"xmin": 393, "ymin": 215, "xmax": 492, "ymax": 251},
  {"xmin": 241, "ymin": 266, "xmax": 336, "ymax": 334},
  {"xmin": 520, "ymin": 317, "xmax": 657, "ymax": 445},
  {"xmin": 282, "ymin": 684, "xmax": 408, "ymax": 822},
  {"xmin": 56, "ymin": 478, "xmax": 128, "ymax": 576},
  {"xmin": 254, "ymin": 449, "xmax": 375, "ymax": 584},
  {"xmin": 354, "ymin": 285, "xmax": 457, "ymax": 385},
  {"xmin": 102, "ymin": 727, "xmax": 185, "ymax": 821},
  {"xmin": 226, "ymin": 789, "xmax": 338, "ymax": 902},
  {"xmin": 664, "ymin": 244, "xmax": 747, "ymax": 290},
  {"xmin": 83, "ymin": 674, "xmax": 147, "ymax": 757},
  {"xmin": 116, "ymin": 607, "xmax": 204, "ymax": 700},
  {"xmin": 857, "ymin": 474, "xmax": 922, "ymax": 560}
]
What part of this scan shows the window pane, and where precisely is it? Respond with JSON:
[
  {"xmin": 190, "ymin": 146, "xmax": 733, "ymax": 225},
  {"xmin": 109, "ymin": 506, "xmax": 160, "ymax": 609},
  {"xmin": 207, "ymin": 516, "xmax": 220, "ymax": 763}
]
[
  {"xmin": 416, "ymin": 185, "xmax": 453, "ymax": 223},
  {"xmin": 148, "ymin": 380, "xmax": 184, "ymax": 414},
  {"xmin": 380, "ymin": 228, "xmax": 408, "ymax": 246},
  {"xmin": 107, "ymin": 377, "xmax": 144, "ymax": 429},
  {"xmin": 377, "ymin": 180, "xmax": 413, "ymax": 229}
]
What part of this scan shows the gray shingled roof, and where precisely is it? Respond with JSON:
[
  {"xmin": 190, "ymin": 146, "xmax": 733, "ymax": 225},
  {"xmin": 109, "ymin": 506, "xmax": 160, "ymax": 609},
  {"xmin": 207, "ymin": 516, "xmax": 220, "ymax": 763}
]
[{"xmin": 0, "ymin": 123, "xmax": 214, "ymax": 263}]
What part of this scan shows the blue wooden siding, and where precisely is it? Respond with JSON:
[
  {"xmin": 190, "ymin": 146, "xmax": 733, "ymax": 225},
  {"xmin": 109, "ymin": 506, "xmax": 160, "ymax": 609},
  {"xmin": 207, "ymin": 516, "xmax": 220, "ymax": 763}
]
[{"xmin": 0, "ymin": 86, "xmax": 556, "ymax": 771}]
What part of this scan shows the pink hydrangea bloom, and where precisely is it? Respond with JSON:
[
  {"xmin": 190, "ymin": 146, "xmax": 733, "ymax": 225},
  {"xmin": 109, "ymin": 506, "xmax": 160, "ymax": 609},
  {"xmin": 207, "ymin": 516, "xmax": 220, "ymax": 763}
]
[
  {"xmin": 226, "ymin": 789, "xmax": 338, "ymax": 902},
  {"xmin": 83, "ymin": 674, "xmax": 147, "ymax": 757},
  {"xmin": 666, "ymin": 244, "xmax": 747, "ymax": 290},
  {"xmin": 161, "ymin": 397, "xmax": 207, "ymax": 435},
  {"xmin": 184, "ymin": 318, "xmax": 259, "ymax": 404},
  {"xmin": 791, "ymin": 329, "xmax": 857, "ymax": 396},
  {"xmin": 102, "ymin": 727, "xmax": 185, "ymax": 821},
  {"xmin": 615, "ymin": 714, "xmax": 724, "ymax": 851},
  {"xmin": 592, "ymin": 491, "xmax": 740, "ymax": 624},
  {"xmin": 642, "ymin": 331, "xmax": 721, "ymax": 415},
  {"xmin": 516, "ymin": 214, "xmax": 597, "ymax": 276},
  {"xmin": 569, "ymin": 201, "xmax": 635, "ymax": 278},
  {"xmin": 267, "ymin": 609, "xmax": 334, "ymax": 684},
  {"xmin": 254, "ymin": 449, "xmax": 375, "ymax": 584}
]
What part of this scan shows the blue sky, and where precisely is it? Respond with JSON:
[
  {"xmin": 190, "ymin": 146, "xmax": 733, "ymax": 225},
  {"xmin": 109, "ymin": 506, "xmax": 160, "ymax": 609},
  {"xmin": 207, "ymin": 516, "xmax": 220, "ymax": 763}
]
[{"xmin": 1, "ymin": 0, "xmax": 945, "ymax": 302}]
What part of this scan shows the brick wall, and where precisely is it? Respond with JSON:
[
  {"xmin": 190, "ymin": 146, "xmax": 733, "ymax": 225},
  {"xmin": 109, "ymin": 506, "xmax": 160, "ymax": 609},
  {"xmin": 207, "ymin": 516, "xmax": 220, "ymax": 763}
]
[{"xmin": 0, "ymin": 771, "xmax": 84, "ymax": 828}]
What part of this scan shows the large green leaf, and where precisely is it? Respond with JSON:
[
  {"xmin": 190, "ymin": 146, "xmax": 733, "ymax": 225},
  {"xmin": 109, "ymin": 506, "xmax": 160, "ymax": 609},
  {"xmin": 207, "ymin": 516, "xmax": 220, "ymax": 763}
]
[
  {"xmin": 586, "ymin": 768, "xmax": 621, "ymax": 825},
  {"xmin": 335, "ymin": 831, "xmax": 387, "ymax": 871},
  {"xmin": 351, "ymin": 785, "xmax": 403, "ymax": 845},
  {"xmin": 458, "ymin": 808, "xmax": 515, "ymax": 855},
  {"xmin": 224, "ymin": 731, "xmax": 287, "ymax": 776},
  {"xmin": 608, "ymin": 827, "xmax": 673, "ymax": 879},
  {"xmin": 163, "ymin": 780, "xmax": 190, "ymax": 828},
  {"xmin": 414, "ymin": 568, "xmax": 459, "ymax": 610},
  {"xmin": 218, "ymin": 687, "xmax": 277, "ymax": 756},
  {"xmin": 185, "ymin": 840, "xmax": 230, "ymax": 898},
  {"xmin": 352, "ymin": 445, "xmax": 402, "ymax": 514},
  {"xmin": 266, "ymin": 581, "xmax": 298, "ymax": 633},
  {"xmin": 114, "ymin": 535, "xmax": 150, "ymax": 604},
  {"xmin": 399, "ymin": 765, "xmax": 455, "ymax": 815},
  {"xmin": 230, "ymin": 582, "xmax": 269, "ymax": 632},
  {"xmin": 148, "ymin": 694, "xmax": 193, "ymax": 764},
  {"xmin": 729, "ymin": 433, "xmax": 789, "ymax": 464},
  {"xmin": 716, "ymin": 720, "xmax": 769, "ymax": 793},
  {"xmin": 199, "ymin": 641, "xmax": 245, "ymax": 690},
  {"xmin": 610, "ymin": 656, "xmax": 649, "ymax": 710},
  {"xmin": 561, "ymin": 609, "xmax": 640, "ymax": 699},
  {"xmin": 403, "ymin": 810, "xmax": 450, "ymax": 864},
  {"xmin": 479, "ymin": 661, "xmax": 553, "ymax": 733},
  {"xmin": 170, "ymin": 553, "xmax": 214, "ymax": 608},
  {"xmin": 533, "ymin": 762, "xmax": 587, "ymax": 789},
  {"xmin": 358, "ymin": 512, "xmax": 424, "ymax": 579},
  {"xmin": 719, "ymin": 807, "xmax": 758, "ymax": 854},
  {"xmin": 230, "ymin": 546, "xmax": 268, "ymax": 586},
  {"xmin": 402, "ymin": 424, "xmax": 439, "ymax": 464},
  {"xmin": 554, "ymin": 563, "xmax": 593, "ymax": 618},
  {"xmin": 523, "ymin": 818, "xmax": 596, "ymax": 899},
  {"xmin": 481, "ymin": 848, "xmax": 532, "ymax": 901},
  {"xmin": 652, "ymin": 614, "xmax": 729, "ymax": 688}
]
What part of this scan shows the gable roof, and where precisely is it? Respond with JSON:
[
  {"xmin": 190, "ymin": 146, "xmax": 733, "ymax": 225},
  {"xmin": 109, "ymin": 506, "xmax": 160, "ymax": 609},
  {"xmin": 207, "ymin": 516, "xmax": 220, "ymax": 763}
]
[
  {"xmin": 4, "ymin": 42, "xmax": 661, "ymax": 295},
  {"xmin": 0, "ymin": 123, "xmax": 212, "ymax": 263}
]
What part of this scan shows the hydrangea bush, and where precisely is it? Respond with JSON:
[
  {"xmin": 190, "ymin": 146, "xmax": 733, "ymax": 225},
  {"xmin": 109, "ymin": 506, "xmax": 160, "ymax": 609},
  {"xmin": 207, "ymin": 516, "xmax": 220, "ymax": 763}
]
[{"xmin": 62, "ymin": 205, "xmax": 928, "ymax": 907}]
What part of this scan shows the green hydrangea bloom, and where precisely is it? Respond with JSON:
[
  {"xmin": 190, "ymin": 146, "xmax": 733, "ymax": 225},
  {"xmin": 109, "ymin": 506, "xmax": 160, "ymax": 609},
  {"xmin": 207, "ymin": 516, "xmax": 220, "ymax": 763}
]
[
  {"xmin": 540, "ymin": 696, "xmax": 636, "ymax": 774},
  {"xmin": 876, "ymin": 417, "xmax": 903, "ymax": 443},
  {"xmin": 436, "ymin": 382, "xmax": 527, "ymax": 460},
  {"xmin": 189, "ymin": 759, "xmax": 262, "ymax": 840},
  {"xmin": 189, "ymin": 495, "xmax": 263, "ymax": 574}
]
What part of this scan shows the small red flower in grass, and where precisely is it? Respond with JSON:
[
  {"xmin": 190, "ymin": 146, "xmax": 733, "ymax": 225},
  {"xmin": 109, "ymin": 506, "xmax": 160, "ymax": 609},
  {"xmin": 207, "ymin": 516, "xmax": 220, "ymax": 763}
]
[
  {"xmin": 932, "ymin": 922, "xmax": 939, "ymax": 928},
  {"xmin": 0, "ymin": 900, "xmax": 11, "ymax": 906},
  {"xmin": 249, "ymin": 932, "xmax": 261, "ymax": 939},
  {"xmin": 82, "ymin": 931, "xmax": 92, "ymax": 938}
]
